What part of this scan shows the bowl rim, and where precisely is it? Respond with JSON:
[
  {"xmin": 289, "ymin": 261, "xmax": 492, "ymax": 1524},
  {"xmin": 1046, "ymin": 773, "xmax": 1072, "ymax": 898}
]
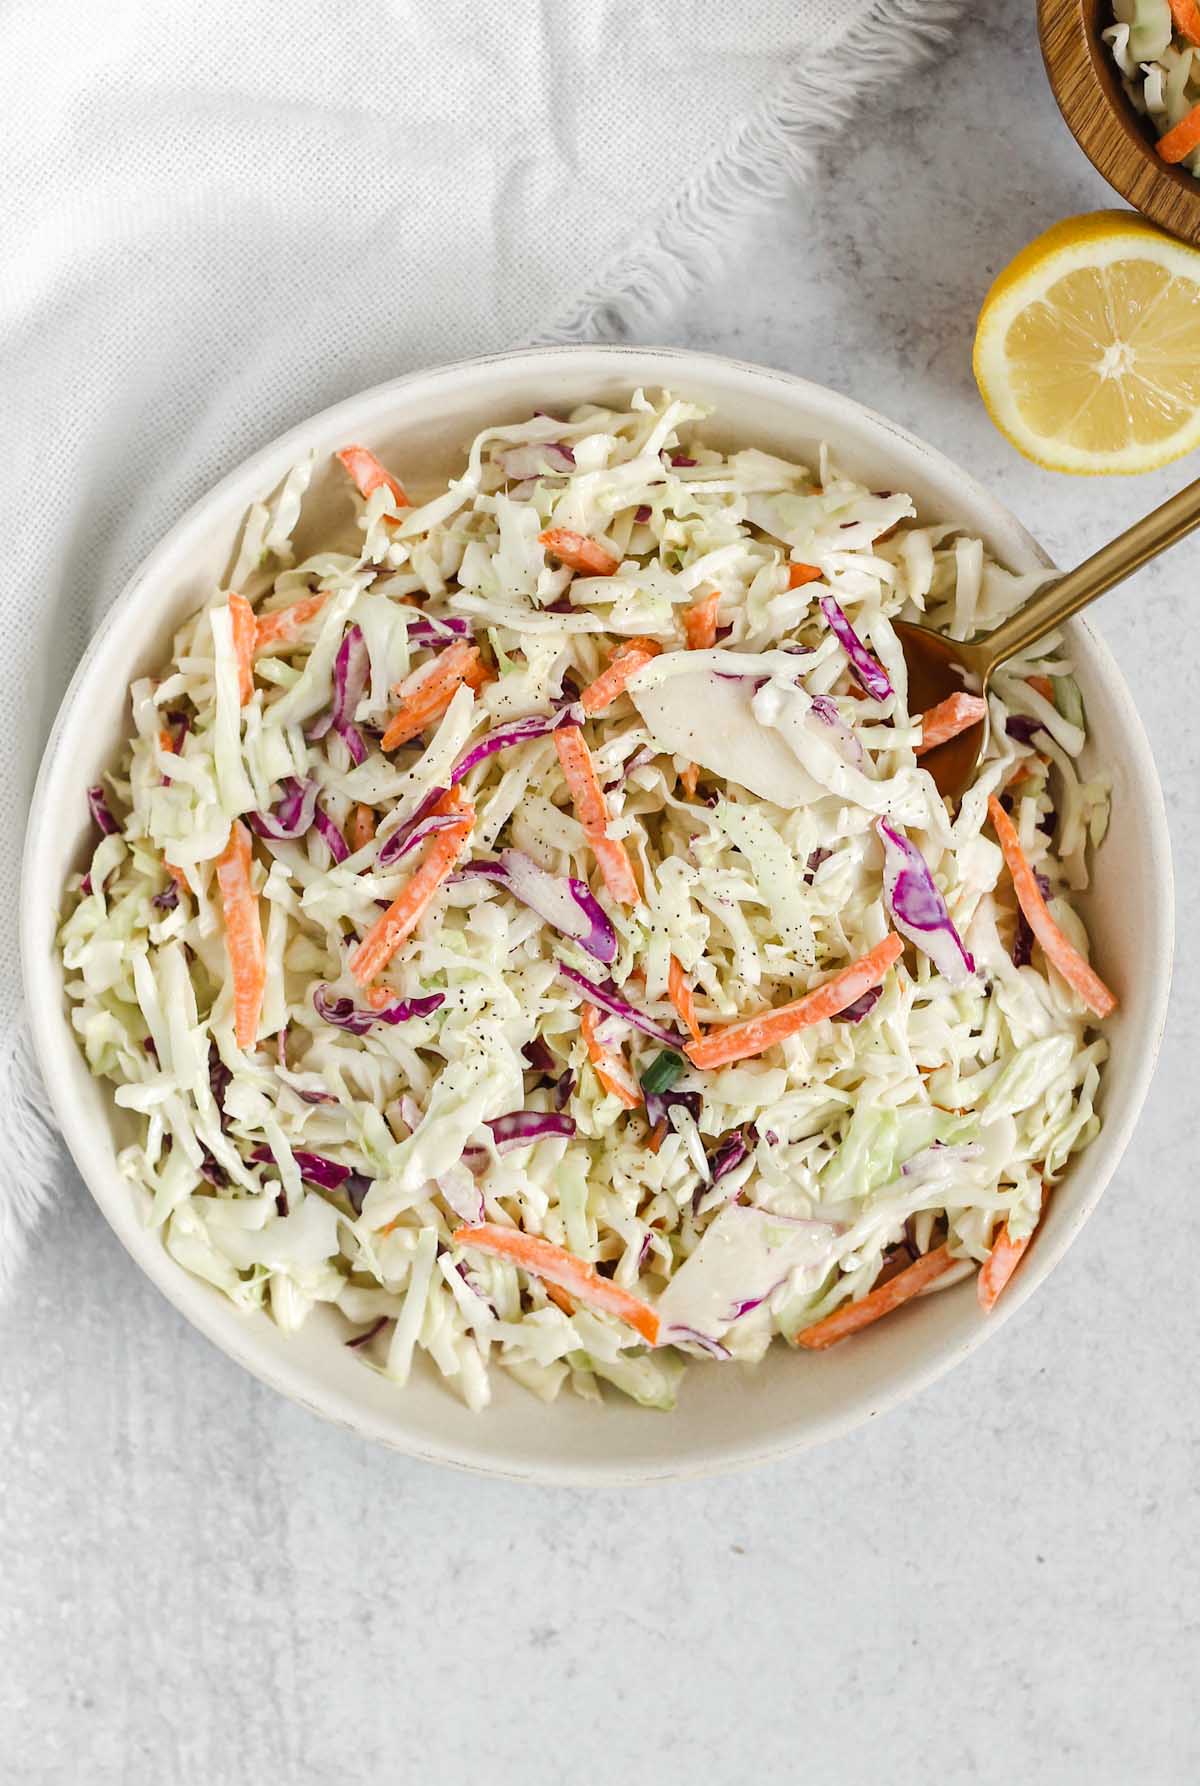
[
  {"xmin": 1037, "ymin": 0, "xmax": 1200, "ymax": 246},
  {"xmin": 21, "ymin": 344, "xmax": 1176, "ymax": 1484}
]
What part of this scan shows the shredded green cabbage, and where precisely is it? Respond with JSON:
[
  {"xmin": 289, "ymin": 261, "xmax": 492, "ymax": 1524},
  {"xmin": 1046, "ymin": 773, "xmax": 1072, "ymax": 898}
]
[{"xmin": 59, "ymin": 390, "xmax": 1112, "ymax": 1412}]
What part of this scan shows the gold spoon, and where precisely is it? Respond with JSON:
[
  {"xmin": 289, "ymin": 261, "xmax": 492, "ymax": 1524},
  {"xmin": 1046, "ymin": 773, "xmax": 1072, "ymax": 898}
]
[{"xmin": 895, "ymin": 477, "xmax": 1200, "ymax": 802}]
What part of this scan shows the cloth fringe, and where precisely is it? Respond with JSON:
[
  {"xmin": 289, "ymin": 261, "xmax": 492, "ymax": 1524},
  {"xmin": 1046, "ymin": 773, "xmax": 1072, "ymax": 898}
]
[
  {"xmin": 0, "ymin": 1016, "xmax": 64, "ymax": 1295},
  {"xmin": 542, "ymin": 0, "xmax": 964, "ymax": 345}
]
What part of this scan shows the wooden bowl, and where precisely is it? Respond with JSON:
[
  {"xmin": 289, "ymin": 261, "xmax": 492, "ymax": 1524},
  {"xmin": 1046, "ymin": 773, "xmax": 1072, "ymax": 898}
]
[{"xmin": 1038, "ymin": 0, "xmax": 1200, "ymax": 245}]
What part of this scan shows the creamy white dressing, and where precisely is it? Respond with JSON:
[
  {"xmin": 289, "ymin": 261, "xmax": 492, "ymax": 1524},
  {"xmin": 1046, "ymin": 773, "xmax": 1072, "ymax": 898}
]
[
  {"xmin": 657, "ymin": 1204, "xmax": 840, "ymax": 1341},
  {"xmin": 632, "ymin": 671, "xmax": 824, "ymax": 807}
]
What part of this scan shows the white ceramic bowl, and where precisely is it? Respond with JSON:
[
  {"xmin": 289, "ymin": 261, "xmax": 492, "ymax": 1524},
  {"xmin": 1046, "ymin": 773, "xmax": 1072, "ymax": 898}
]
[{"xmin": 22, "ymin": 347, "xmax": 1174, "ymax": 1484}]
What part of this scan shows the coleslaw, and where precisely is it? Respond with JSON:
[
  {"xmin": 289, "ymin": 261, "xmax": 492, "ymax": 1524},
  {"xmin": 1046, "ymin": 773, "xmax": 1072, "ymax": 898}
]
[
  {"xmin": 58, "ymin": 390, "xmax": 1115, "ymax": 1411},
  {"xmin": 1105, "ymin": 4, "xmax": 1200, "ymax": 173}
]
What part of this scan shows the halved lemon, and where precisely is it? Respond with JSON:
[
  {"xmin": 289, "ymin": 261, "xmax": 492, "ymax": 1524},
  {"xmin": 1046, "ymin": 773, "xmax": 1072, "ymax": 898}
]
[{"xmin": 973, "ymin": 211, "xmax": 1200, "ymax": 474}]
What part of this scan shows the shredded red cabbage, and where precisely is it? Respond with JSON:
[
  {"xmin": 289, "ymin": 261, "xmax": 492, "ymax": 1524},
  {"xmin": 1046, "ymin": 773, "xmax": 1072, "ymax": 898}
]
[
  {"xmin": 877, "ymin": 817, "xmax": 975, "ymax": 984},
  {"xmin": 558, "ymin": 964, "xmax": 683, "ymax": 1046},
  {"xmin": 1005, "ymin": 714, "xmax": 1044, "ymax": 746},
  {"xmin": 247, "ymin": 776, "xmax": 319, "ymax": 841},
  {"xmin": 495, "ymin": 440, "xmax": 576, "ymax": 479},
  {"xmin": 804, "ymin": 845, "xmax": 832, "ymax": 885},
  {"xmin": 520, "ymin": 1044, "xmax": 575, "ymax": 1109},
  {"xmin": 199, "ymin": 1147, "xmax": 227, "ymax": 1187},
  {"xmin": 604, "ymin": 745, "xmax": 655, "ymax": 790},
  {"xmin": 633, "ymin": 504, "xmax": 652, "ymax": 524},
  {"xmin": 708, "ymin": 1129, "xmax": 749, "ymax": 1181},
  {"xmin": 521, "ymin": 1038, "xmax": 557, "ymax": 1074},
  {"xmin": 313, "ymin": 806, "xmax": 349, "ymax": 866},
  {"xmin": 87, "ymin": 785, "xmax": 119, "ymax": 836},
  {"xmin": 345, "ymin": 1315, "xmax": 388, "ymax": 1349},
  {"xmin": 405, "ymin": 615, "xmax": 474, "ymax": 647},
  {"xmin": 461, "ymin": 1109, "xmax": 577, "ymax": 1166},
  {"xmin": 485, "ymin": 1110, "xmax": 576, "ymax": 1150},
  {"xmin": 665, "ymin": 1325, "xmax": 731, "ymax": 1359},
  {"xmin": 208, "ymin": 1049, "xmax": 233, "ymax": 1130},
  {"xmin": 644, "ymin": 1086, "xmax": 702, "ymax": 1129},
  {"xmin": 376, "ymin": 785, "xmax": 451, "ymax": 867},
  {"xmin": 313, "ymin": 984, "xmax": 444, "ymax": 1034},
  {"xmin": 725, "ymin": 1287, "xmax": 781, "ymax": 1320},
  {"xmin": 819, "ymin": 595, "xmax": 893, "ymax": 701},
  {"xmin": 249, "ymin": 1144, "xmax": 371, "ymax": 1213},
  {"xmin": 833, "ymin": 984, "xmax": 883, "ymax": 1023},
  {"xmin": 552, "ymin": 1069, "xmax": 575, "ymax": 1111},
  {"xmin": 810, "ymin": 692, "xmax": 865, "ymax": 765},
  {"xmin": 309, "ymin": 624, "xmax": 370, "ymax": 766},
  {"xmin": 458, "ymin": 850, "xmax": 617, "ymax": 964},
  {"xmin": 151, "ymin": 884, "xmax": 179, "ymax": 912},
  {"xmin": 451, "ymin": 705, "xmax": 582, "ymax": 780}
]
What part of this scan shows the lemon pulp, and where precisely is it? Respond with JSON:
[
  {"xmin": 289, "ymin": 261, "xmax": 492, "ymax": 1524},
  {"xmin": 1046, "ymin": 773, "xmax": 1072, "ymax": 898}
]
[{"xmin": 973, "ymin": 212, "xmax": 1200, "ymax": 474}]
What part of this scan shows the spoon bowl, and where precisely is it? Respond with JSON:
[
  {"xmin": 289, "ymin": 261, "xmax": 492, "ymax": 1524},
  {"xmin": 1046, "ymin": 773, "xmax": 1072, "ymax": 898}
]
[
  {"xmin": 899, "ymin": 475, "xmax": 1200, "ymax": 801},
  {"xmin": 893, "ymin": 619, "xmax": 990, "ymax": 801}
]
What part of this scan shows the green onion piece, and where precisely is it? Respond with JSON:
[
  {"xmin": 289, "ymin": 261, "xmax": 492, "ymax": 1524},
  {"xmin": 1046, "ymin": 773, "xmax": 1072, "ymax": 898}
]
[
  {"xmin": 640, "ymin": 1049, "xmax": 685, "ymax": 1096},
  {"xmin": 1052, "ymin": 674, "xmax": 1085, "ymax": 730}
]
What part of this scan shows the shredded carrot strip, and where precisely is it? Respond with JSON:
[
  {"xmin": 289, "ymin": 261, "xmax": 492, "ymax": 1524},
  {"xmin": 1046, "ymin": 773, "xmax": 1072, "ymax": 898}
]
[
  {"xmin": 1158, "ymin": 101, "xmax": 1200, "ymax": 163},
  {"xmin": 452, "ymin": 1222, "xmax": 660, "ymax": 1345},
  {"xmin": 1026, "ymin": 673, "xmax": 1054, "ymax": 703},
  {"xmin": 647, "ymin": 1119, "xmax": 668, "ymax": 1154},
  {"xmin": 686, "ymin": 933, "xmax": 903, "ymax": 1069},
  {"xmin": 987, "ymin": 795, "xmax": 1116, "ymax": 1018},
  {"xmin": 683, "ymin": 590, "xmax": 720, "ymax": 650},
  {"xmin": 581, "ymin": 1004, "xmax": 641, "ymax": 1108},
  {"xmin": 679, "ymin": 762, "xmax": 700, "ymax": 800},
  {"xmin": 977, "ymin": 1209, "xmax": 1040, "ymax": 1313},
  {"xmin": 227, "ymin": 593, "xmax": 256, "ymax": 706},
  {"xmin": 580, "ymin": 637, "xmax": 660, "ymax": 713},
  {"xmin": 588, "ymin": 833, "xmax": 641, "ymax": 906},
  {"xmin": 538, "ymin": 527, "xmax": 619, "ymax": 577},
  {"xmin": 1169, "ymin": 0, "xmax": 1200, "ymax": 43},
  {"xmin": 365, "ymin": 983, "xmax": 398, "ymax": 1011},
  {"xmin": 668, "ymin": 956, "xmax": 702, "ymax": 1044},
  {"xmin": 544, "ymin": 1281, "xmax": 577, "ymax": 1316},
  {"xmin": 1005, "ymin": 754, "xmax": 1048, "ymax": 790},
  {"xmin": 915, "ymin": 691, "xmax": 988, "ymax": 756},
  {"xmin": 787, "ymin": 562, "xmax": 822, "ymax": 589},
  {"xmin": 336, "ymin": 444, "xmax": 409, "ymax": 506},
  {"xmin": 350, "ymin": 803, "xmax": 377, "ymax": 852},
  {"xmin": 215, "ymin": 820, "xmax": 265, "ymax": 1050},
  {"xmin": 794, "ymin": 1245, "xmax": 955, "ymax": 1349},
  {"xmin": 553, "ymin": 726, "xmax": 639, "ymax": 904},
  {"xmin": 253, "ymin": 591, "xmax": 330, "ymax": 652},
  {"xmin": 349, "ymin": 793, "xmax": 474, "ymax": 983},
  {"xmin": 157, "ymin": 728, "xmax": 176, "ymax": 757},
  {"xmin": 381, "ymin": 642, "xmax": 485, "ymax": 750},
  {"xmin": 553, "ymin": 726, "xmax": 609, "ymax": 832}
]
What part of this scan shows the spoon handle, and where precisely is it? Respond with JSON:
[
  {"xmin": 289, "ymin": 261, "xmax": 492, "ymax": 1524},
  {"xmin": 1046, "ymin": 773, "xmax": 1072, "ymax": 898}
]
[{"xmin": 977, "ymin": 476, "xmax": 1200, "ymax": 677}]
